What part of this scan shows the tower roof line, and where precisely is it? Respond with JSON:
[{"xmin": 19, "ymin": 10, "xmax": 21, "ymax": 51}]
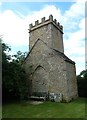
[
  {"xmin": 29, "ymin": 14, "xmax": 63, "ymax": 34},
  {"xmin": 23, "ymin": 38, "xmax": 75, "ymax": 65}
]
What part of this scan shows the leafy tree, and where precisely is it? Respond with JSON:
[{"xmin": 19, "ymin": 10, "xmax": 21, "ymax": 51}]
[
  {"xmin": 2, "ymin": 40, "xmax": 29, "ymax": 103},
  {"xmin": 12, "ymin": 51, "xmax": 27, "ymax": 65},
  {"xmin": 77, "ymin": 70, "xmax": 87, "ymax": 97}
]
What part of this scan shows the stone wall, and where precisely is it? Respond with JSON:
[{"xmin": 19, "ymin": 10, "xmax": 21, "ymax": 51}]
[
  {"xmin": 51, "ymin": 24, "xmax": 64, "ymax": 53},
  {"xmin": 24, "ymin": 39, "xmax": 78, "ymax": 101},
  {"xmin": 24, "ymin": 39, "xmax": 51, "ymax": 95},
  {"xmin": 65, "ymin": 61, "xmax": 78, "ymax": 101}
]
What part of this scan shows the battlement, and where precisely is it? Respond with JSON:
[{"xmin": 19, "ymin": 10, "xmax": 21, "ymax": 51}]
[{"xmin": 29, "ymin": 15, "xmax": 63, "ymax": 33}]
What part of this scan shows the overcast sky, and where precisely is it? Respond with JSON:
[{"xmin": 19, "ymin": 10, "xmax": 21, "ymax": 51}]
[{"xmin": 0, "ymin": 0, "xmax": 86, "ymax": 75}]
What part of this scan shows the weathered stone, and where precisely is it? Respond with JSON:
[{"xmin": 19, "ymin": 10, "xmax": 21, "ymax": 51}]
[
  {"xmin": 23, "ymin": 15, "xmax": 78, "ymax": 102},
  {"xmin": 49, "ymin": 93, "xmax": 62, "ymax": 102}
]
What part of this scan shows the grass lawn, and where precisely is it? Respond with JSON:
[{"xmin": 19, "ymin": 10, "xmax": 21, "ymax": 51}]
[{"xmin": 2, "ymin": 97, "xmax": 86, "ymax": 118}]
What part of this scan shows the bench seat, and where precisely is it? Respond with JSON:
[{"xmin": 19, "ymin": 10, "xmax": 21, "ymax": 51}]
[{"xmin": 30, "ymin": 96, "xmax": 46, "ymax": 101}]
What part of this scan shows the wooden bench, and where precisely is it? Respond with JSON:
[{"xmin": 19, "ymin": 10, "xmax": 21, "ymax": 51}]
[{"xmin": 30, "ymin": 96, "xmax": 46, "ymax": 101}]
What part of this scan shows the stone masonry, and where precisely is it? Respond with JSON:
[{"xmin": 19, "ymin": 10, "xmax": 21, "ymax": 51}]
[{"xmin": 23, "ymin": 15, "xmax": 78, "ymax": 102}]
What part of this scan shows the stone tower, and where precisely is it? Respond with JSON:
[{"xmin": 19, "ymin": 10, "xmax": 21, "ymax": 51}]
[
  {"xmin": 24, "ymin": 15, "xmax": 78, "ymax": 102},
  {"xmin": 29, "ymin": 15, "xmax": 64, "ymax": 53}
]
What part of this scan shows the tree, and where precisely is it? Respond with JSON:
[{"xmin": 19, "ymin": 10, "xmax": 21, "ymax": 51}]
[
  {"xmin": 77, "ymin": 70, "xmax": 87, "ymax": 97},
  {"xmin": 12, "ymin": 51, "xmax": 27, "ymax": 65},
  {"xmin": 2, "ymin": 40, "xmax": 29, "ymax": 103},
  {"xmin": 2, "ymin": 41, "xmax": 14, "ymax": 102}
]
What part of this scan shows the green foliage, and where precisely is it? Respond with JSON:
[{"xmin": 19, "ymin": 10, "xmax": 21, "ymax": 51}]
[
  {"xmin": 12, "ymin": 51, "xmax": 27, "ymax": 65},
  {"xmin": 2, "ymin": 40, "xmax": 29, "ymax": 103},
  {"xmin": 77, "ymin": 70, "xmax": 87, "ymax": 97}
]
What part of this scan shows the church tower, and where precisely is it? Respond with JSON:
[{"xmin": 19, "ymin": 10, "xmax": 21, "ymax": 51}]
[
  {"xmin": 24, "ymin": 15, "xmax": 78, "ymax": 102},
  {"xmin": 29, "ymin": 15, "xmax": 64, "ymax": 53}
]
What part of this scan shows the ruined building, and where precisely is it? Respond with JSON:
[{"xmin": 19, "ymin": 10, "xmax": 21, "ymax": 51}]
[{"xmin": 24, "ymin": 15, "xmax": 78, "ymax": 102}]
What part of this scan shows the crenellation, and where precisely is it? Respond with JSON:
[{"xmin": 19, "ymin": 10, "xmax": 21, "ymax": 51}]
[
  {"xmin": 60, "ymin": 25, "xmax": 63, "ymax": 30},
  {"xmin": 29, "ymin": 23, "xmax": 33, "ymax": 29},
  {"xmin": 41, "ymin": 17, "xmax": 45, "ymax": 23},
  {"xmin": 54, "ymin": 19, "xmax": 57, "ymax": 24},
  {"xmin": 58, "ymin": 22, "xmax": 60, "ymax": 26},
  {"xmin": 49, "ymin": 14, "xmax": 53, "ymax": 21},
  {"xmin": 29, "ymin": 15, "xmax": 63, "ymax": 32},
  {"xmin": 35, "ymin": 20, "xmax": 39, "ymax": 25}
]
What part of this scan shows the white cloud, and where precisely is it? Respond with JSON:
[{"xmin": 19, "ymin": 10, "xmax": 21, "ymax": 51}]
[
  {"xmin": 0, "ymin": 10, "xmax": 29, "ymax": 46},
  {"xmin": 64, "ymin": 24, "xmax": 85, "ymax": 56},
  {"xmin": 61, "ymin": 1, "xmax": 85, "ymax": 74},
  {"xmin": 63, "ymin": 13, "xmax": 85, "ymax": 74},
  {"xmin": 61, "ymin": 1, "xmax": 85, "ymax": 32},
  {"xmin": 64, "ymin": 1, "xmax": 84, "ymax": 18},
  {"xmin": 0, "ymin": 1, "xmax": 85, "ymax": 74},
  {"xmin": 25, "ymin": 5, "xmax": 62, "ymax": 26},
  {"xmin": 0, "ymin": 5, "xmax": 61, "ymax": 46},
  {"xmin": 0, "ymin": 2, "xmax": 2, "ymax": 6}
]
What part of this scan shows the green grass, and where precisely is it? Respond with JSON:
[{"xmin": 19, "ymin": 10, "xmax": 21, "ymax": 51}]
[{"xmin": 2, "ymin": 97, "xmax": 86, "ymax": 118}]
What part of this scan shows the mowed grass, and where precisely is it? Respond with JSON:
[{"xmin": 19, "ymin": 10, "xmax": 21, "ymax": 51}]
[{"xmin": 2, "ymin": 97, "xmax": 86, "ymax": 118}]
